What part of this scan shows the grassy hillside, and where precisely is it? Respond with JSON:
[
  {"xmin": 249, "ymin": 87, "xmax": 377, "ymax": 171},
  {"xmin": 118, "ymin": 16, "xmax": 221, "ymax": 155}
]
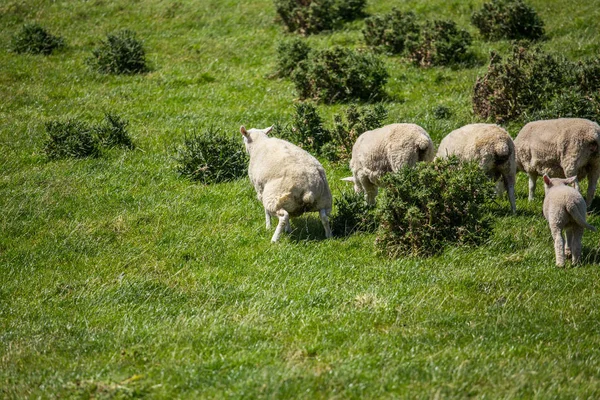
[{"xmin": 2, "ymin": 0, "xmax": 600, "ymax": 397}]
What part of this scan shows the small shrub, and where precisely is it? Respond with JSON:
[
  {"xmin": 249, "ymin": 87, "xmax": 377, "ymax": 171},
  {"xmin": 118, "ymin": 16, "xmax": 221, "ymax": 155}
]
[
  {"xmin": 292, "ymin": 47, "xmax": 388, "ymax": 103},
  {"xmin": 331, "ymin": 104, "xmax": 387, "ymax": 159},
  {"xmin": 407, "ymin": 20, "xmax": 473, "ymax": 67},
  {"xmin": 87, "ymin": 29, "xmax": 148, "ymax": 74},
  {"xmin": 274, "ymin": 0, "xmax": 367, "ymax": 35},
  {"xmin": 375, "ymin": 157, "xmax": 496, "ymax": 258},
  {"xmin": 433, "ymin": 105, "xmax": 452, "ymax": 119},
  {"xmin": 471, "ymin": 0, "xmax": 545, "ymax": 41},
  {"xmin": 11, "ymin": 23, "xmax": 64, "ymax": 55},
  {"xmin": 529, "ymin": 91, "xmax": 600, "ymax": 122},
  {"xmin": 576, "ymin": 58, "xmax": 600, "ymax": 94},
  {"xmin": 275, "ymin": 37, "xmax": 311, "ymax": 77},
  {"xmin": 330, "ymin": 190, "xmax": 377, "ymax": 237},
  {"xmin": 280, "ymin": 102, "xmax": 332, "ymax": 154},
  {"xmin": 363, "ymin": 9, "xmax": 420, "ymax": 54},
  {"xmin": 95, "ymin": 113, "xmax": 134, "ymax": 149},
  {"xmin": 44, "ymin": 120, "xmax": 101, "ymax": 160},
  {"xmin": 174, "ymin": 128, "xmax": 248, "ymax": 184}
]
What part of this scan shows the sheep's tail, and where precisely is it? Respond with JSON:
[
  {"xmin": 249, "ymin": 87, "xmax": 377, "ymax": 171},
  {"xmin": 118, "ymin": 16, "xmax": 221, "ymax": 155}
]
[
  {"xmin": 302, "ymin": 191, "xmax": 316, "ymax": 205},
  {"xmin": 493, "ymin": 140, "xmax": 511, "ymax": 165},
  {"xmin": 570, "ymin": 206, "xmax": 597, "ymax": 231},
  {"xmin": 416, "ymin": 135, "xmax": 433, "ymax": 161}
]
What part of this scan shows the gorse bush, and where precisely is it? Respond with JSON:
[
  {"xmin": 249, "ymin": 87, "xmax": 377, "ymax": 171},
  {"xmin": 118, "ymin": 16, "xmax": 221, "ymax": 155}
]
[
  {"xmin": 95, "ymin": 113, "xmax": 134, "ymax": 149},
  {"xmin": 471, "ymin": 0, "xmax": 545, "ymax": 41},
  {"xmin": 275, "ymin": 37, "xmax": 311, "ymax": 77},
  {"xmin": 44, "ymin": 120, "xmax": 101, "ymax": 160},
  {"xmin": 174, "ymin": 128, "xmax": 248, "ymax": 184},
  {"xmin": 330, "ymin": 190, "xmax": 377, "ymax": 237},
  {"xmin": 283, "ymin": 102, "xmax": 332, "ymax": 154},
  {"xmin": 331, "ymin": 104, "xmax": 387, "ymax": 159},
  {"xmin": 11, "ymin": 23, "xmax": 64, "ymax": 55},
  {"xmin": 375, "ymin": 157, "xmax": 496, "ymax": 258},
  {"xmin": 407, "ymin": 20, "xmax": 473, "ymax": 67},
  {"xmin": 87, "ymin": 29, "xmax": 148, "ymax": 74},
  {"xmin": 363, "ymin": 9, "xmax": 420, "ymax": 54},
  {"xmin": 274, "ymin": 0, "xmax": 366, "ymax": 35},
  {"xmin": 433, "ymin": 105, "xmax": 452, "ymax": 119},
  {"xmin": 292, "ymin": 47, "xmax": 388, "ymax": 103}
]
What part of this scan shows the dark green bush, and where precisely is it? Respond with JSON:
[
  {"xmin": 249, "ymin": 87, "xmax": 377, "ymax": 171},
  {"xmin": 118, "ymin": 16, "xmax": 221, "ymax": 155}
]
[
  {"xmin": 375, "ymin": 157, "xmax": 496, "ymax": 258},
  {"xmin": 471, "ymin": 0, "xmax": 545, "ymax": 41},
  {"xmin": 407, "ymin": 19, "xmax": 473, "ymax": 67},
  {"xmin": 87, "ymin": 30, "xmax": 148, "ymax": 74},
  {"xmin": 331, "ymin": 104, "xmax": 387, "ymax": 159},
  {"xmin": 433, "ymin": 105, "xmax": 452, "ymax": 119},
  {"xmin": 292, "ymin": 47, "xmax": 388, "ymax": 103},
  {"xmin": 529, "ymin": 91, "xmax": 600, "ymax": 122},
  {"xmin": 363, "ymin": 9, "xmax": 420, "ymax": 54},
  {"xmin": 95, "ymin": 113, "xmax": 134, "ymax": 149},
  {"xmin": 174, "ymin": 128, "xmax": 248, "ymax": 184},
  {"xmin": 274, "ymin": 0, "xmax": 367, "ymax": 35},
  {"xmin": 44, "ymin": 120, "xmax": 101, "ymax": 160},
  {"xmin": 330, "ymin": 190, "xmax": 377, "ymax": 237},
  {"xmin": 275, "ymin": 37, "xmax": 311, "ymax": 77},
  {"xmin": 280, "ymin": 102, "xmax": 331, "ymax": 154},
  {"xmin": 11, "ymin": 23, "xmax": 64, "ymax": 55}
]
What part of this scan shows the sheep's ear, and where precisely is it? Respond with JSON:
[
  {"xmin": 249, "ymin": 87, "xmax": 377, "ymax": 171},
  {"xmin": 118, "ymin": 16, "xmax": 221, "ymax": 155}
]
[
  {"xmin": 543, "ymin": 175, "xmax": 552, "ymax": 186},
  {"xmin": 240, "ymin": 126, "xmax": 248, "ymax": 137},
  {"xmin": 341, "ymin": 177, "xmax": 355, "ymax": 182},
  {"xmin": 265, "ymin": 126, "xmax": 273, "ymax": 135},
  {"xmin": 564, "ymin": 176, "xmax": 578, "ymax": 185}
]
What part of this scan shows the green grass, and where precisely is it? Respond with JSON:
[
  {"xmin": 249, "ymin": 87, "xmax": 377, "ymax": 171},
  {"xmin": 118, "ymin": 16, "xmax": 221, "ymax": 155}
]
[{"xmin": 2, "ymin": 0, "xmax": 600, "ymax": 397}]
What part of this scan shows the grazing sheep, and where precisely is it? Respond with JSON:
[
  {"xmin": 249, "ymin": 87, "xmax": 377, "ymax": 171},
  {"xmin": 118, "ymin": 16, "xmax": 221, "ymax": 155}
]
[
  {"xmin": 436, "ymin": 123, "xmax": 516, "ymax": 213},
  {"xmin": 542, "ymin": 175, "xmax": 596, "ymax": 267},
  {"xmin": 241, "ymin": 125, "xmax": 332, "ymax": 242},
  {"xmin": 515, "ymin": 118, "xmax": 600, "ymax": 206},
  {"xmin": 342, "ymin": 123, "xmax": 435, "ymax": 204}
]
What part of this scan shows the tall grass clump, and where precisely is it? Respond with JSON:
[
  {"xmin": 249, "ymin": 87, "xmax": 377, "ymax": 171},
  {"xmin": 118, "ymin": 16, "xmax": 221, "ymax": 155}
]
[
  {"xmin": 44, "ymin": 120, "xmax": 101, "ymax": 160},
  {"xmin": 292, "ymin": 47, "xmax": 388, "ymax": 103},
  {"xmin": 330, "ymin": 190, "xmax": 377, "ymax": 237},
  {"xmin": 274, "ymin": 0, "xmax": 366, "ymax": 35},
  {"xmin": 95, "ymin": 113, "xmax": 134, "ymax": 149},
  {"xmin": 375, "ymin": 157, "xmax": 496, "ymax": 257},
  {"xmin": 11, "ymin": 23, "xmax": 65, "ymax": 55},
  {"xmin": 87, "ymin": 29, "xmax": 149, "ymax": 74},
  {"xmin": 471, "ymin": 0, "xmax": 545, "ymax": 41},
  {"xmin": 174, "ymin": 128, "xmax": 248, "ymax": 184}
]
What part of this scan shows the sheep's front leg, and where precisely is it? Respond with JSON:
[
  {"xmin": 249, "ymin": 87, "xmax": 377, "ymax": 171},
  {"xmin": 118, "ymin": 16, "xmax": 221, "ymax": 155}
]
[
  {"xmin": 271, "ymin": 210, "xmax": 290, "ymax": 243},
  {"xmin": 319, "ymin": 209, "xmax": 332, "ymax": 239},
  {"xmin": 265, "ymin": 207, "xmax": 272, "ymax": 229},
  {"xmin": 551, "ymin": 226, "xmax": 565, "ymax": 267},
  {"xmin": 528, "ymin": 172, "xmax": 538, "ymax": 201}
]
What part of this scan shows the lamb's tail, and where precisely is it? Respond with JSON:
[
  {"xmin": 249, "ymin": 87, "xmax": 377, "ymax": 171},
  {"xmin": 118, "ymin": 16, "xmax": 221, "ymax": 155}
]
[
  {"xmin": 416, "ymin": 135, "xmax": 433, "ymax": 161},
  {"xmin": 493, "ymin": 140, "xmax": 511, "ymax": 165},
  {"xmin": 303, "ymin": 191, "xmax": 316, "ymax": 205},
  {"xmin": 570, "ymin": 206, "xmax": 597, "ymax": 231}
]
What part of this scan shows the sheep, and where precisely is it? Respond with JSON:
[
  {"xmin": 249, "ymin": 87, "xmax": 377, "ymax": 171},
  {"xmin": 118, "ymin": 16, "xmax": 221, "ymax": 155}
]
[
  {"xmin": 542, "ymin": 175, "xmax": 596, "ymax": 267},
  {"xmin": 241, "ymin": 125, "xmax": 332, "ymax": 242},
  {"xmin": 436, "ymin": 123, "xmax": 517, "ymax": 213},
  {"xmin": 514, "ymin": 118, "xmax": 600, "ymax": 207},
  {"xmin": 341, "ymin": 123, "xmax": 435, "ymax": 204}
]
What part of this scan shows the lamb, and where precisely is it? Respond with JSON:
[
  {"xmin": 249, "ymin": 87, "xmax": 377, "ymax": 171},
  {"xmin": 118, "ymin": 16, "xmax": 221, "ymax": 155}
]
[
  {"xmin": 542, "ymin": 175, "xmax": 596, "ymax": 267},
  {"xmin": 514, "ymin": 118, "xmax": 600, "ymax": 206},
  {"xmin": 342, "ymin": 123, "xmax": 435, "ymax": 204},
  {"xmin": 241, "ymin": 125, "xmax": 332, "ymax": 242},
  {"xmin": 436, "ymin": 123, "xmax": 516, "ymax": 213}
]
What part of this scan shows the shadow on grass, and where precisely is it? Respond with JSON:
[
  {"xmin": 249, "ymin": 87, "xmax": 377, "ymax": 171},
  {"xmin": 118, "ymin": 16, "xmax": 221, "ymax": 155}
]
[
  {"xmin": 588, "ymin": 196, "xmax": 600, "ymax": 214},
  {"xmin": 582, "ymin": 245, "xmax": 600, "ymax": 265},
  {"xmin": 287, "ymin": 216, "xmax": 330, "ymax": 242}
]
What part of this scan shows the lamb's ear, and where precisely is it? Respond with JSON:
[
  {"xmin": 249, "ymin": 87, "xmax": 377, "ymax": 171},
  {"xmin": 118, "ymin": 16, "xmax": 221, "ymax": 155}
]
[
  {"xmin": 564, "ymin": 176, "xmax": 578, "ymax": 185},
  {"xmin": 265, "ymin": 126, "xmax": 274, "ymax": 135},
  {"xmin": 240, "ymin": 126, "xmax": 248, "ymax": 137},
  {"xmin": 341, "ymin": 177, "xmax": 355, "ymax": 182},
  {"xmin": 543, "ymin": 175, "xmax": 552, "ymax": 186}
]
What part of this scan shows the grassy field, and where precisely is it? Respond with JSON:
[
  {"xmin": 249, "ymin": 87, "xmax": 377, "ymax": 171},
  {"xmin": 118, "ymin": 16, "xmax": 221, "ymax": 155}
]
[{"xmin": 2, "ymin": 0, "xmax": 600, "ymax": 398}]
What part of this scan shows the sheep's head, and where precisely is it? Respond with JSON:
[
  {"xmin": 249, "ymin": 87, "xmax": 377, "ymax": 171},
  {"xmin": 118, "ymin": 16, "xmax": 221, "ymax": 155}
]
[
  {"xmin": 240, "ymin": 125, "xmax": 272, "ymax": 153},
  {"xmin": 543, "ymin": 175, "xmax": 577, "ymax": 194}
]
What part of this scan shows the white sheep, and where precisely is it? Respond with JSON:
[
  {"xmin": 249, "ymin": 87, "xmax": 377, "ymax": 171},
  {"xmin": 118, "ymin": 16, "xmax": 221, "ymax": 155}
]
[
  {"xmin": 542, "ymin": 175, "xmax": 596, "ymax": 267},
  {"xmin": 342, "ymin": 123, "xmax": 435, "ymax": 204},
  {"xmin": 241, "ymin": 125, "xmax": 332, "ymax": 242},
  {"xmin": 515, "ymin": 118, "xmax": 600, "ymax": 206},
  {"xmin": 436, "ymin": 123, "xmax": 516, "ymax": 213}
]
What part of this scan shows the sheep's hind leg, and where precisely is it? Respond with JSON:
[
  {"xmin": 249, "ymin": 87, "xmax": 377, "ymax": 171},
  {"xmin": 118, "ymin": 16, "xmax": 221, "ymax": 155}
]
[
  {"xmin": 551, "ymin": 226, "xmax": 566, "ymax": 267},
  {"xmin": 571, "ymin": 225, "xmax": 584, "ymax": 266},
  {"xmin": 319, "ymin": 209, "xmax": 332, "ymax": 239},
  {"xmin": 271, "ymin": 210, "xmax": 290, "ymax": 243},
  {"xmin": 528, "ymin": 172, "xmax": 538, "ymax": 201},
  {"xmin": 265, "ymin": 207, "xmax": 272, "ymax": 229}
]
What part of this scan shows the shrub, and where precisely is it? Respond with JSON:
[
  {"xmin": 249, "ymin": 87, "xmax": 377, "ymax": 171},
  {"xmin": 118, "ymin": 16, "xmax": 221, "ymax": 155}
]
[
  {"xmin": 432, "ymin": 105, "xmax": 452, "ymax": 119},
  {"xmin": 407, "ymin": 19, "xmax": 473, "ymax": 67},
  {"xmin": 95, "ymin": 113, "xmax": 134, "ymax": 149},
  {"xmin": 44, "ymin": 120, "xmax": 101, "ymax": 160},
  {"xmin": 473, "ymin": 46, "xmax": 566, "ymax": 122},
  {"xmin": 174, "ymin": 128, "xmax": 248, "ymax": 184},
  {"xmin": 471, "ymin": 0, "xmax": 545, "ymax": 41},
  {"xmin": 363, "ymin": 9, "xmax": 420, "ymax": 54},
  {"xmin": 87, "ymin": 29, "xmax": 148, "ymax": 74},
  {"xmin": 274, "ymin": 0, "xmax": 367, "ymax": 35},
  {"xmin": 275, "ymin": 37, "xmax": 311, "ymax": 77},
  {"xmin": 331, "ymin": 104, "xmax": 387, "ymax": 159},
  {"xmin": 529, "ymin": 91, "xmax": 600, "ymax": 122},
  {"xmin": 375, "ymin": 157, "xmax": 496, "ymax": 258},
  {"xmin": 280, "ymin": 102, "xmax": 331, "ymax": 154},
  {"xmin": 292, "ymin": 47, "xmax": 389, "ymax": 103},
  {"xmin": 11, "ymin": 23, "xmax": 64, "ymax": 55},
  {"xmin": 330, "ymin": 190, "xmax": 377, "ymax": 237}
]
